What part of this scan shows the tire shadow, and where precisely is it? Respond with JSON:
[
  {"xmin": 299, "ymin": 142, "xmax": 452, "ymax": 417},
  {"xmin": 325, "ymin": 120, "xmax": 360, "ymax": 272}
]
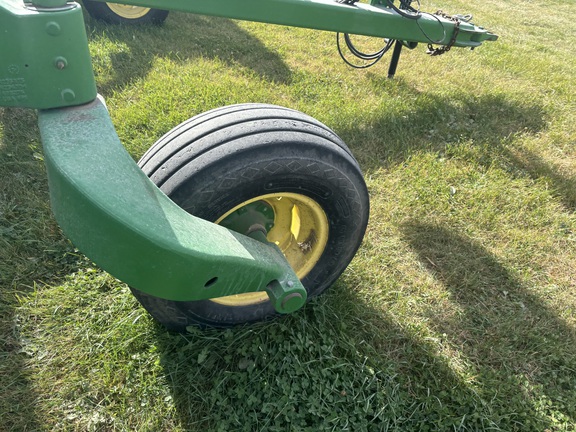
[{"xmin": 147, "ymin": 222, "xmax": 573, "ymax": 430}]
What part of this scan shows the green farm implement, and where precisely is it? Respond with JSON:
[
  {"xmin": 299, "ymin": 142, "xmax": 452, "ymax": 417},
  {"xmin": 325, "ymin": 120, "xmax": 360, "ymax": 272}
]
[{"xmin": 0, "ymin": 0, "xmax": 497, "ymax": 331}]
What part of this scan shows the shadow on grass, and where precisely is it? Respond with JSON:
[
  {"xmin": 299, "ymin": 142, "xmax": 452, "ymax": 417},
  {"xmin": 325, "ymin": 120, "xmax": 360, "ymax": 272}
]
[
  {"xmin": 150, "ymin": 224, "xmax": 574, "ymax": 430},
  {"xmin": 504, "ymin": 147, "xmax": 576, "ymax": 209},
  {"xmin": 0, "ymin": 109, "xmax": 83, "ymax": 431},
  {"xmin": 150, "ymin": 219, "xmax": 576, "ymax": 430},
  {"xmin": 151, "ymin": 273, "xmax": 568, "ymax": 431},
  {"xmin": 401, "ymin": 222, "xmax": 576, "ymax": 428},
  {"xmin": 84, "ymin": 12, "xmax": 293, "ymax": 97},
  {"xmin": 0, "ymin": 108, "xmax": 45, "ymax": 431},
  {"xmin": 339, "ymin": 80, "xmax": 576, "ymax": 210},
  {"xmin": 340, "ymin": 85, "xmax": 546, "ymax": 171}
]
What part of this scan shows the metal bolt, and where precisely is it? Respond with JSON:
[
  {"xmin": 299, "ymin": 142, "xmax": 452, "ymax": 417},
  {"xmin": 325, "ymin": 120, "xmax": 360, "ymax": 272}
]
[
  {"xmin": 54, "ymin": 57, "xmax": 67, "ymax": 70},
  {"xmin": 260, "ymin": 205, "xmax": 269, "ymax": 213},
  {"xmin": 287, "ymin": 280, "xmax": 294, "ymax": 288}
]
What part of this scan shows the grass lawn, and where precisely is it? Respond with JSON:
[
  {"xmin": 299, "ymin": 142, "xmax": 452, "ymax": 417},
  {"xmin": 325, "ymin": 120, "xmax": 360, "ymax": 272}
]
[{"xmin": 1, "ymin": 0, "xmax": 575, "ymax": 430}]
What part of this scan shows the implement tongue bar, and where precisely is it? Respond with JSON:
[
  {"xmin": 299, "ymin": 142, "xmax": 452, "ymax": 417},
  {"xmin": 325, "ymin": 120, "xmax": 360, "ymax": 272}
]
[{"xmin": 100, "ymin": 0, "xmax": 497, "ymax": 47}]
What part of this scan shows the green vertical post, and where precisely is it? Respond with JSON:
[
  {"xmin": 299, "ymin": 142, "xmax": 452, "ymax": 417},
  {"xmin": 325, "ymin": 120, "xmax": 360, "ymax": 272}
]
[{"xmin": 0, "ymin": 0, "xmax": 96, "ymax": 109}]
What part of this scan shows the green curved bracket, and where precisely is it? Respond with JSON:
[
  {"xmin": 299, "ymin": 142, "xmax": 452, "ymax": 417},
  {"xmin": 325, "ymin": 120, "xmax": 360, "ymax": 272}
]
[{"xmin": 38, "ymin": 97, "xmax": 306, "ymax": 312}]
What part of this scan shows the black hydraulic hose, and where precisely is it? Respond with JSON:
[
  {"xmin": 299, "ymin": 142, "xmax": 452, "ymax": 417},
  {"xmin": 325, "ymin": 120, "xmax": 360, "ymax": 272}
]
[{"xmin": 336, "ymin": 33, "xmax": 395, "ymax": 68}]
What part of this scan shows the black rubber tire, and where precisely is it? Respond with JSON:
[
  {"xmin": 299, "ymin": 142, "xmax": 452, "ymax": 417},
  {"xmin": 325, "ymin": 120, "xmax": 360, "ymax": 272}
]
[
  {"xmin": 132, "ymin": 103, "xmax": 369, "ymax": 331},
  {"xmin": 82, "ymin": 0, "xmax": 169, "ymax": 25}
]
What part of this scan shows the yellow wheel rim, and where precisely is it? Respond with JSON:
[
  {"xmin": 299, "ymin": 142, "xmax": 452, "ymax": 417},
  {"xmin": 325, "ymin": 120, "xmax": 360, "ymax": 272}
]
[
  {"xmin": 108, "ymin": 3, "xmax": 151, "ymax": 19},
  {"xmin": 212, "ymin": 193, "xmax": 329, "ymax": 307}
]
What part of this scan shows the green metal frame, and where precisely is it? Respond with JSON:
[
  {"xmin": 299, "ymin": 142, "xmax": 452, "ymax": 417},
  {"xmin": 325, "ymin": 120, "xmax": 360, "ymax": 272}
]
[
  {"xmin": 39, "ymin": 97, "xmax": 307, "ymax": 312},
  {"xmin": 0, "ymin": 0, "xmax": 96, "ymax": 109},
  {"xmin": 0, "ymin": 0, "xmax": 497, "ymax": 314},
  {"xmin": 89, "ymin": 0, "xmax": 497, "ymax": 47}
]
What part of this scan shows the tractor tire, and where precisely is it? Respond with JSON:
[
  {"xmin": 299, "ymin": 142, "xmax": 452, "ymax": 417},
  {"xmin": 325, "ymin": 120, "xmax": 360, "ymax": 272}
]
[
  {"xmin": 82, "ymin": 0, "xmax": 169, "ymax": 25},
  {"xmin": 132, "ymin": 103, "xmax": 369, "ymax": 330}
]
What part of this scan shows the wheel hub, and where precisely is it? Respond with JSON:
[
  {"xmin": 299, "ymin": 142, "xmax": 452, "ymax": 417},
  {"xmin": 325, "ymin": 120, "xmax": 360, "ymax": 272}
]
[{"xmin": 212, "ymin": 193, "xmax": 329, "ymax": 307}]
